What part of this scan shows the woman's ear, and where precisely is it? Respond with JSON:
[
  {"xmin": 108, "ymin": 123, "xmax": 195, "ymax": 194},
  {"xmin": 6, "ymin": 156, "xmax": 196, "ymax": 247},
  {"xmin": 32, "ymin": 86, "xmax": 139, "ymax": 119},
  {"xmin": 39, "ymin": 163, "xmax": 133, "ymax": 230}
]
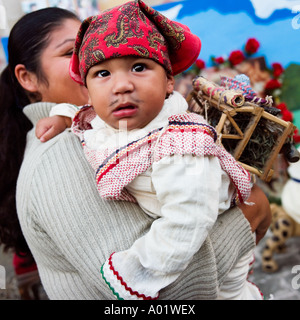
[
  {"xmin": 88, "ymin": 93, "xmax": 92, "ymax": 105},
  {"xmin": 14, "ymin": 64, "xmax": 39, "ymax": 93}
]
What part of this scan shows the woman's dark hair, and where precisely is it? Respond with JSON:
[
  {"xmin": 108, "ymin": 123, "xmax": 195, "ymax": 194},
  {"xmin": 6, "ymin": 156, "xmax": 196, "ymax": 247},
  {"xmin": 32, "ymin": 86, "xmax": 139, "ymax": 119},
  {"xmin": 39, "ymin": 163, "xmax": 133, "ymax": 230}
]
[{"xmin": 0, "ymin": 7, "xmax": 79, "ymax": 255}]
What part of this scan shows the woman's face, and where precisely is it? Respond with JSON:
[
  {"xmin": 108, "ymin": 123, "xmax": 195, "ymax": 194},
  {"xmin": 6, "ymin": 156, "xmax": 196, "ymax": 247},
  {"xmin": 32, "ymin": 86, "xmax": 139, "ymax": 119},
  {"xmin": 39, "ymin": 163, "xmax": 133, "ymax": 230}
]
[{"xmin": 37, "ymin": 18, "xmax": 88, "ymax": 105}]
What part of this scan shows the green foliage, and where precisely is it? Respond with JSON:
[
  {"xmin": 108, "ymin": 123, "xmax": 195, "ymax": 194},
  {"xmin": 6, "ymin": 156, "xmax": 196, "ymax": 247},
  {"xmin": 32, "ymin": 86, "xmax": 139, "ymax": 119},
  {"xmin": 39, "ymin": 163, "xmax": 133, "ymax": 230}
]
[{"xmin": 280, "ymin": 63, "xmax": 300, "ymax": 111}]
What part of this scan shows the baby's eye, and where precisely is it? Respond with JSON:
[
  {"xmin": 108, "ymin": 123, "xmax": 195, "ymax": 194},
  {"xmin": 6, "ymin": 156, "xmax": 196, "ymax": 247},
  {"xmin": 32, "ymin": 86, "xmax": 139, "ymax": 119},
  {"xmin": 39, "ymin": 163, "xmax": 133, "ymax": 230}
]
[
  {"xmin": 132, "ymin": 63, "xmax": 146, "ymax": 72},
  {"xmin": 97, "ymin": 70, "xmax": 110, "ymax": 77}
]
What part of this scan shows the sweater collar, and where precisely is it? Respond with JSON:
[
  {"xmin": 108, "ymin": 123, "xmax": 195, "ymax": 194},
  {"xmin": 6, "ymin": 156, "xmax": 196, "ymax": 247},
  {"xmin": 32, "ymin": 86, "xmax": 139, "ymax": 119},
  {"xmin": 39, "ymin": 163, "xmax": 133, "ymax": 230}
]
[{"xmin": 23, "ymin": 102, "xmax": 57, "ymax": 126}]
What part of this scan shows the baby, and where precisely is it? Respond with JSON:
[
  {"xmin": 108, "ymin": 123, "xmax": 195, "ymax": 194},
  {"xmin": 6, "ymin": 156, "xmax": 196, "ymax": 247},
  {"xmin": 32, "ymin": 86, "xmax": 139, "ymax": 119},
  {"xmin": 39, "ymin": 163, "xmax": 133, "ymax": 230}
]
[{"xmin": 37, "ymin": 0, "xmax": 262, "ymax": 300}]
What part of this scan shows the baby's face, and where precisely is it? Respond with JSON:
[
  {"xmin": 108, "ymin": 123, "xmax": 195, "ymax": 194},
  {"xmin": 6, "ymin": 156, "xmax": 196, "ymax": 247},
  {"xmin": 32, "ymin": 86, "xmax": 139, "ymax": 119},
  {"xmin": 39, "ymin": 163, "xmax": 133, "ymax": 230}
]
[{"xmin": 85, "ymin": 56, "xmax": 174, "ymax": 130}]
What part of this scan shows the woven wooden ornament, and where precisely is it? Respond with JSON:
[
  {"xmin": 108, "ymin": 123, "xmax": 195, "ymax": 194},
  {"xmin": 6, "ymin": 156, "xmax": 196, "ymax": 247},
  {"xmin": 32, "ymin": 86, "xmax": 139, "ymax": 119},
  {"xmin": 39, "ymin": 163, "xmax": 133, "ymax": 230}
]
[{"xmin": 187, "ymin": 75, "xmax": 299, "ymax": 182}]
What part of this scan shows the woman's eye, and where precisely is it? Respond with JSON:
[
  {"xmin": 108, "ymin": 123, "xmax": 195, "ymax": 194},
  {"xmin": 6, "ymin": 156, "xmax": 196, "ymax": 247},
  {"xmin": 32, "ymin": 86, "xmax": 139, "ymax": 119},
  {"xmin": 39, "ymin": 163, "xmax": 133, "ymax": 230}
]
[
  {"xmin": 64, "ymin": 51, "xmax": 73, "ymax": 57},
  {"xmin": 97, "ymin": 70, "xmax": 110, "ymax": 77},
  {"xmin": 132, "ymin": 64, "xmax": 146, "ymax": 72}
]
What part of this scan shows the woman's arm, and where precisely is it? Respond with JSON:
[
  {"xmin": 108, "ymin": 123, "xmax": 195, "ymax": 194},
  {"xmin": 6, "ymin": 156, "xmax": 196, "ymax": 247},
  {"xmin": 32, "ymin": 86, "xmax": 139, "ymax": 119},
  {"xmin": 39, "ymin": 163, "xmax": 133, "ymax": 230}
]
[{"xmin": 238, "ymin": 183, "xmax": 271, "ymax": 244}]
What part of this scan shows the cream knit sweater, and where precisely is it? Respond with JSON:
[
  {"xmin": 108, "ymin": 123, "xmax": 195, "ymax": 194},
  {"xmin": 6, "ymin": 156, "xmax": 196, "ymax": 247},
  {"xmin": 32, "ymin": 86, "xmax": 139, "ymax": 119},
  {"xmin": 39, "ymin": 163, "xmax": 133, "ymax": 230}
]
[{"xmin": 16, "ymin": 102, "xmax": 255, "ymax": 300}]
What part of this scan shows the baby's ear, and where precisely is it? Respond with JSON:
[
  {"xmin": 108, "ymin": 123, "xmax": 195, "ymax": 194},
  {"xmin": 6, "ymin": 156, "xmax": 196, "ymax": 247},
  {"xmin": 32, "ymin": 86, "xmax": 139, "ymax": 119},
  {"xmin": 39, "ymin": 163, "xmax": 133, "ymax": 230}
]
[{"xmin": 166, "ymin": 74, "xmax": 175, "ymax": 95}]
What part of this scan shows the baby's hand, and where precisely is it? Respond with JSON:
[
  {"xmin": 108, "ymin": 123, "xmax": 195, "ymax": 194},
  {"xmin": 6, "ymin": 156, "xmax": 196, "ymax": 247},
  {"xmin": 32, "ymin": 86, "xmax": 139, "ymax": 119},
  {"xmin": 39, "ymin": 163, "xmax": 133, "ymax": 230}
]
[{"xmin": 36, "ymin": 115, "xmax": 72, "ymax": 142}]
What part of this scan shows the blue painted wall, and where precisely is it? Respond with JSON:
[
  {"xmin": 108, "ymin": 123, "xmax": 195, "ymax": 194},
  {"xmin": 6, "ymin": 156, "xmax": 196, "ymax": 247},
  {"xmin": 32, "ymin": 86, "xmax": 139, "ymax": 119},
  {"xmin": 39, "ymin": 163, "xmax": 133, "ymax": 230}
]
[{"xmin": 154, "ymin": 0, "xmax": 300, "ymax": 69}]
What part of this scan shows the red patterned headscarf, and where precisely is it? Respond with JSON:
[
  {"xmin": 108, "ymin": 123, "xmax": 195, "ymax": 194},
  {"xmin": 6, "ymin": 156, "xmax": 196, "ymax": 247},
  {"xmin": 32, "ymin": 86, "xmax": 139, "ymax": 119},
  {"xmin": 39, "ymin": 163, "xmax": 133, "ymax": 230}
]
[{"xmin": 70, "ymin": 0, "xmax": 201, "ymax": 85}]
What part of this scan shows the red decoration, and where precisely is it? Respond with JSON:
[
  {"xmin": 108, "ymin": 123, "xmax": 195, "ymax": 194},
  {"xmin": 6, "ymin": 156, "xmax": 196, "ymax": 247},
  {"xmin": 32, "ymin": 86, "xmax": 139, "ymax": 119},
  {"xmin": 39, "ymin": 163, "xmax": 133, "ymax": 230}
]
[
  {"xmin": 265, "ymin": 79, "xmax": 282, "ymax": 91},
  {"xmin": 195, "ymin": 59, "xmax": 206, "ymax": 69},
  {"xmin": 293, "ymin": 128, "xmax": 300, "ymax": 143},
  {"xmin": 214, "ymin": 56, "xmax": 225, "ymax": 64},
  {"xmin": 245, "ymin": 38, "xmax": 260, "ymax": 54},
  {"xmin": 281, "ymin": 109, "xmax": 293, "ymax": 122},
  {"xmin": 228, "ymin": 50, "xmax": 245, "ymax": 66},
  {"xmin": 276, "ymin": 102, "xmax": 288, "ymax": 112},
  {"xmin": 272, "ymin": 62, "xmax": 284, "ymax": 78}
]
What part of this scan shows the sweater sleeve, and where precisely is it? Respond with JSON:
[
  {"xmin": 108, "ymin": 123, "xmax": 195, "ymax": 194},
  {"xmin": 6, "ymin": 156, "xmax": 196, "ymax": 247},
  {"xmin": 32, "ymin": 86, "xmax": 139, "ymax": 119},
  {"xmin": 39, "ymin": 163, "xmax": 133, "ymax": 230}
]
[{"xmin": 101, "ymin": 154, "xmax": 236, "ymax": 299}]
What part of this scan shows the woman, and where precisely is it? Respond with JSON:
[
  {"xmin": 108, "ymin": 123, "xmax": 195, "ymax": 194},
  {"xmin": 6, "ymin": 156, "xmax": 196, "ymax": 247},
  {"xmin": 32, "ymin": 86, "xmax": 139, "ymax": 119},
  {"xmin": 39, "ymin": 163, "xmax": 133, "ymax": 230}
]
[
  {"xmin": 0, "ymin": 7, "xmax": 87, "ymax": 299},
  {"xmin": 0, "ymin": 7, "xmax": 270, "ymax": 300}
]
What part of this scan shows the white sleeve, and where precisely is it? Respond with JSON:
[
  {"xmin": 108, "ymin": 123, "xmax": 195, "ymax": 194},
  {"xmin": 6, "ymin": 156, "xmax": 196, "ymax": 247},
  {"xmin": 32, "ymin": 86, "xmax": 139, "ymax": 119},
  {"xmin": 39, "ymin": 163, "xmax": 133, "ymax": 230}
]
[
  {"xmin": 149, "ymin": 154, "xmax": 232, "ymax": 272},
  {"xmin": 49, "ymin": 103, "xmax": 79, "ymax": 119},
  {"xmin": 101, "ymin": 153, "xmax": 232, "ymax": 299}
]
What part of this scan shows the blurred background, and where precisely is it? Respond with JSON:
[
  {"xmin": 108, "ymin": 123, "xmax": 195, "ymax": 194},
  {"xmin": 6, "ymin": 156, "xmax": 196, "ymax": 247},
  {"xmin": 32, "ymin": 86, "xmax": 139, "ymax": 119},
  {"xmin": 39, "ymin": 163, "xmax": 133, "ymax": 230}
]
[
  {"xmin": 1, "ymin": 0, "xmax": 300, "ymax": 137},
  {"xmin": 0, "ymin": 0, "xmax": 300, "ymax": 300}
]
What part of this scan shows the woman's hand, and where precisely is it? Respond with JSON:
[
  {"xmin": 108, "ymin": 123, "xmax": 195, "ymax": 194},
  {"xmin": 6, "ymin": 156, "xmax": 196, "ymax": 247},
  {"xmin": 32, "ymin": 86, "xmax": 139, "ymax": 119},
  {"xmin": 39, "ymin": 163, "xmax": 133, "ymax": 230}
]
[
  {"xmin": 238, "ymin": 184, "xmax": 271, "ymax": 244},
  {"xmin": 36, "ymin": 115, "xmax": 72, "ymax": 142}
]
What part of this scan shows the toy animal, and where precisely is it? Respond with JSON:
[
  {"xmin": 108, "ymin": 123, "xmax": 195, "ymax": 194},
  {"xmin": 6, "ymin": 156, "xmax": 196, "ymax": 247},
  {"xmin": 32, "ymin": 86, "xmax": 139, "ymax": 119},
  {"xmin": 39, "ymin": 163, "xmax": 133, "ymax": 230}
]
[{"xmin": 262, "ymin": 203, "xmax": 300, "ymax": 272}]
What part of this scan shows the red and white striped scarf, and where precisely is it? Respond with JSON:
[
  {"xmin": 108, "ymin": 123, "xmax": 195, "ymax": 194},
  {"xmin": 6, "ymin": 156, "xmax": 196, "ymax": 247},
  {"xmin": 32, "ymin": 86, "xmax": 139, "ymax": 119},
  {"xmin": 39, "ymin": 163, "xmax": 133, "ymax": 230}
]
[{"xmin": 72, "ymin": 106, "xmax": 251, "ymax": 205}]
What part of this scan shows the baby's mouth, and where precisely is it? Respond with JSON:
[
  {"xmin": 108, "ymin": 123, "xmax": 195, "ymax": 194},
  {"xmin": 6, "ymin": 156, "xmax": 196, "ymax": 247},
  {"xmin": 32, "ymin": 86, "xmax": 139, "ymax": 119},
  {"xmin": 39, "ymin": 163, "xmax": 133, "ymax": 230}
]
[
  {"xmin": 112, "ymin": 103, "xmax": 138, "ymax": 118},
  {"xmin": 115, "ymin": 104, "xmax": 136, "ymax": 111}
]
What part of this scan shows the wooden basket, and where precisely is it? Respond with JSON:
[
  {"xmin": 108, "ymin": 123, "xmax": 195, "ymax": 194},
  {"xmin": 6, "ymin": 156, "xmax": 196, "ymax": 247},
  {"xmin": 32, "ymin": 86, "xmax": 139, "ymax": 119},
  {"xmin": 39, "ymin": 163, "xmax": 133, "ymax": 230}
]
[{"xmin": 187, "ymin": 76, "xmax": 296, "ymax": 182}]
